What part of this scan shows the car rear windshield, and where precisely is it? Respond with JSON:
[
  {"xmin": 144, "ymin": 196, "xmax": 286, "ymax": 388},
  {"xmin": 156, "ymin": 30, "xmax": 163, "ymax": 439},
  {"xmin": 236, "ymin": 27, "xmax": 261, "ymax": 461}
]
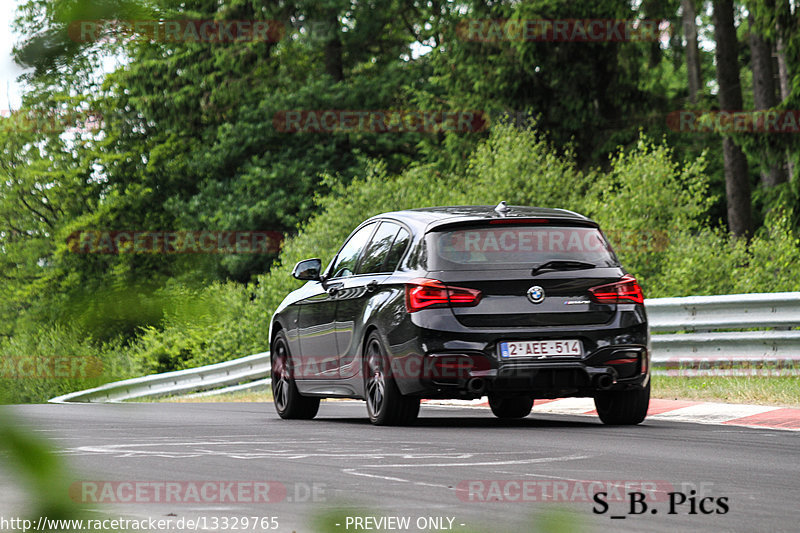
[{"xmin": 426, "ymin": 224, "xmax": 620, "ymax": 270}]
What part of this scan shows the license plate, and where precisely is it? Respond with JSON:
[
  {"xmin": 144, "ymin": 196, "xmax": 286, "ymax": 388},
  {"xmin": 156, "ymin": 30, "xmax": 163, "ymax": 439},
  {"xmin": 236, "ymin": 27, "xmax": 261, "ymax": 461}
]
[{"xmin": 499, "ymin": 340, "xmax": 583, "ymax": 359}]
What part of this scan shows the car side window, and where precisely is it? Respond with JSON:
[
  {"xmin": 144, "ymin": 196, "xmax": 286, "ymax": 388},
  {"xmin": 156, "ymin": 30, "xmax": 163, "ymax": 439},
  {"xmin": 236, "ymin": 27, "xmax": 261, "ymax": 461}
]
[
  {"xmin": 384, "ymin": 227, "xmax": 410, "ymax": 271},
  {"xmin": 358, "ymin": 222, "xmax": 402, "ymax": 274},
  {"xmin": 329, "ymin": 223, "xmax": 376, "ymax": 278}
]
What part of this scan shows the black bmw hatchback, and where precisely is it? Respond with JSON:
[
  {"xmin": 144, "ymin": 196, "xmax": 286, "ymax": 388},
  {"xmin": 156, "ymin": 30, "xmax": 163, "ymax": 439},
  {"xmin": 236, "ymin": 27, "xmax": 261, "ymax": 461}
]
[{"xmin": 269, "ymin": 204, "xmax": 650, "ymax": 426}]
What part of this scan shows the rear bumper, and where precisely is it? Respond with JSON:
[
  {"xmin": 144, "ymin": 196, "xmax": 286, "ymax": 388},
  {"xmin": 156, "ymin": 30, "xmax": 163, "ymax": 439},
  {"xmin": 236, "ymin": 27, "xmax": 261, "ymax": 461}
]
[
  {"xmin": 406, "ymin": 346, "xmax": 649, "ymax": 399},
  {"xmin": 386, "ymin": 306, "xmax": 649, "ymax": 398}
]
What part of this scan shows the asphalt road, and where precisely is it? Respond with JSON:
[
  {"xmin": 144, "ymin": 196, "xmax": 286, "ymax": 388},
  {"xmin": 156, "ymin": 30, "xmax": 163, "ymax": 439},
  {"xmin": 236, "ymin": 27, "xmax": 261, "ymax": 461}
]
[{"xmin": 1, "ymin": 402, "xmax": 798, "ymax": 533}]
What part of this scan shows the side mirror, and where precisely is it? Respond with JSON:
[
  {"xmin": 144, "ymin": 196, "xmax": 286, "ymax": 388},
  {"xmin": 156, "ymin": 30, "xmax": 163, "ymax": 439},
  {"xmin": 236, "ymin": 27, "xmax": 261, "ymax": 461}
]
[{"xmin": 292, "ymin": 258, "xmax": 323, "ymax": 281}]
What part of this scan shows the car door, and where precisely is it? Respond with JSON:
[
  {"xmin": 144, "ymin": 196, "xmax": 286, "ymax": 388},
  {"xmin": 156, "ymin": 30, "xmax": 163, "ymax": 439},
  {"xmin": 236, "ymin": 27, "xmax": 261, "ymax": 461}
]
[
  {"xmin": 295, "ymin": 222, "xmax": 377, "ymax": 379},
  {"xmin": 334, "ymin": 221, "xmax": 411, "ymax": 378}
]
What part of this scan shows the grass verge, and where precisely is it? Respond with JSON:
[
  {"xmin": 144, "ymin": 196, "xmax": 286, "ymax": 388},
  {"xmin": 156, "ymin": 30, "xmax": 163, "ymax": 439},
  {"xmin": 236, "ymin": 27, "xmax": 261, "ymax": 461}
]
[
  {"xmin": 145, "ymin": 390, "xmax": 272, "ymax": 403},
  {"xmin": 650, "ymin": 375, "xmax": 800, "ymax": 407}
]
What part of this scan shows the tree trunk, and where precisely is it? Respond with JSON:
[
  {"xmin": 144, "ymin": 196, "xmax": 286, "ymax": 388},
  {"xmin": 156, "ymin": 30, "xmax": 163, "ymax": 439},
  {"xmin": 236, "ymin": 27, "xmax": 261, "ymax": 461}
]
[
  {"xmin": 749, "ymin": 15, "xmax": 777, "ymax": 111},
  {"xmin": 748, "ymin": 13, "xmax": 787, "ymax": 187},
  {"xmin": 713, "ymin": 0, "xmax": 753, "ymax": 237},
  {"xmin": 775, "ymin": 37, "xmax": 791, "ymax": 99},
  {"xmin": 682, "ymin": 0, "xmax": 702, "ymax": 103},
  {"xmin": 323, "ymin": 11, "xmax": 344, "ymax": 82},
  {"xmin": 775, "ymin": 0, "xmax": 795, "ymax": 180},
  {"xmin": 325, "ymin": 36, "xmax": 344, "ymax": 82},
  {"xmin": 775, "ymin": 14, "xmax": 791, "ymax": 102}
]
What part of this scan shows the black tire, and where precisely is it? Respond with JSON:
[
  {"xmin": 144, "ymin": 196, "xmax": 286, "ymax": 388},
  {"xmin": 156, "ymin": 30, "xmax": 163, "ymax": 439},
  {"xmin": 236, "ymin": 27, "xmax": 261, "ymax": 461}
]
[
  {"xmin": 271, "ymin": 331, "xmax": 320, "ymax": 420},
  {"xmin": 594, "ymin": 381, "xmax": 650, "ymax": 425},
  {"xmin": 488, "ymin": 395, "xmax": 534, "ymax": 419},
  {"xmin": 364, "ymin": 332, "xmax": 420, "ymax": 426}
]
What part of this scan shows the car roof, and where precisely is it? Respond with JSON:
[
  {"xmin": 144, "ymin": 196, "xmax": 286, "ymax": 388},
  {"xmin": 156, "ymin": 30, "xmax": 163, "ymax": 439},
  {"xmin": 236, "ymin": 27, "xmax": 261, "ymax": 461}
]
[{"xmin": 366, "ymin": 205, "xmax": 597, "ymax": 233}]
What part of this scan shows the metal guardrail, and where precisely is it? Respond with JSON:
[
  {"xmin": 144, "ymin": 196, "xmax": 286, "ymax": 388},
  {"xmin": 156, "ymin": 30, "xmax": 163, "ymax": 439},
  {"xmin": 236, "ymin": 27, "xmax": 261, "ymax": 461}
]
[
  {"xmin": 50, "ymin": 292, "xmax": 800, "ymax": 403},
  {"xmin": 647, "ymin": 291, "xmax": 800, "ymax": 369},
  {"xmin": 647, "ymin": 292, "xmax": 800, "ymax": 332},
  {"xmin": 49, "ymin": 352, "xmax": 270, "ymax": 404}
]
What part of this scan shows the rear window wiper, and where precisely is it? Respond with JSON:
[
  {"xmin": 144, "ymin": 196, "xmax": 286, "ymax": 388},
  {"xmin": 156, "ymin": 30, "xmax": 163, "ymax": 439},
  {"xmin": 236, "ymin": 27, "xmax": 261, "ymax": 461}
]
[{"xmin": 530, "ymin": 260, "xmax": 596, "ymax": 275}]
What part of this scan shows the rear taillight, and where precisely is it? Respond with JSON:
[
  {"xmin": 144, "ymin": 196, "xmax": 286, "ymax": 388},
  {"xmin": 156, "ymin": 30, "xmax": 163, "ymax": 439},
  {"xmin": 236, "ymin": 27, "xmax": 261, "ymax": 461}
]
[
  {"xmin": 589, "ymin": 275, "xmax": 644, "ymax": 304},
  {"xmin": 405, "ymin": 278, "xmax": 482, "ymax": 313}
]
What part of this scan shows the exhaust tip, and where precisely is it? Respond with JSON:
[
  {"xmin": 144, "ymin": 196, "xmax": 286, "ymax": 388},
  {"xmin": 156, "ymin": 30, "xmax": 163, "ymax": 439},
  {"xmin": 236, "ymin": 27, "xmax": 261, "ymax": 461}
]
[
  {"xmin": 594, "ymin": 374, "xmax": 614, "ymax": 390},
  {"xmin": 466, "ymin": 377, "xmax": 486, "ymax": 395}
]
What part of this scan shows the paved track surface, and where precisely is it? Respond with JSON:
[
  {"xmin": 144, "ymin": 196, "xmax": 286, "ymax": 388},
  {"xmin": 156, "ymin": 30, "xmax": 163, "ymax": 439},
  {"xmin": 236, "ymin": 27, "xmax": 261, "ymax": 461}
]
[{"xmin": 2, "ymin": 402, "xmax": 798, "ymax": 533}]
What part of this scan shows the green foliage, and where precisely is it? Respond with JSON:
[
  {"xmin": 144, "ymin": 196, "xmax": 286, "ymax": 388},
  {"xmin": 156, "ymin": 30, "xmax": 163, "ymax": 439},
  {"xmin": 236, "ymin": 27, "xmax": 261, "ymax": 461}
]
[
  {"xmin": 461, "ymin": 125, "xmax": 591, "ymax": 210},
  {"xmin": 646, "ymin": 228, "xmax": 750, "ymax": 297},
  {"xmin": 742, "ymin": 210, "xmax": 800, "ymax": 291},
  {"xmin": 0, "ymin": 326, "xmax": 135, "ymax": 404},
  {"xmin": 5, "ymin": 0, "xmax": 442, "ymax": 347},
  {"xmin": 0, "ymin": 411, "xmax": 87, "ymax": 527},
  {"xmin": 128, "ymin": 282, "xmax": 266, "ymax": 373},
  {"xmin": 423, "ymin": 0, "xmax": 677, "ymax": 165},
  {"xmin": 583, "ymin": 135, "xmax": 714, "ymax": 288},
  {"xmin": 650, "ymin": 209, "xmax": 800, "ymax": 297}
]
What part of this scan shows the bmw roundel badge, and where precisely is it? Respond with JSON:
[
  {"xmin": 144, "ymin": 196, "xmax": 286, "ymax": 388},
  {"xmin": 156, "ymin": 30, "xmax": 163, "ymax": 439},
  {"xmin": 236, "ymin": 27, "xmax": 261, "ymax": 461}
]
[{"xmin": 527, "ymin": 285, "xmax": 545, "ymax": 304}]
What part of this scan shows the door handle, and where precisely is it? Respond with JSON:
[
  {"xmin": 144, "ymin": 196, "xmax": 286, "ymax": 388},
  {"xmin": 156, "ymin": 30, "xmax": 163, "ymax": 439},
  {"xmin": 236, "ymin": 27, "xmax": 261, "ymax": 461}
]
[
  {"xmin": 326, "ymin": 283, "xmax": 343, "ymax": 296},
  {"xmin": 366, "ymin": 280, "xmax": 379, "ymax": 292}
]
